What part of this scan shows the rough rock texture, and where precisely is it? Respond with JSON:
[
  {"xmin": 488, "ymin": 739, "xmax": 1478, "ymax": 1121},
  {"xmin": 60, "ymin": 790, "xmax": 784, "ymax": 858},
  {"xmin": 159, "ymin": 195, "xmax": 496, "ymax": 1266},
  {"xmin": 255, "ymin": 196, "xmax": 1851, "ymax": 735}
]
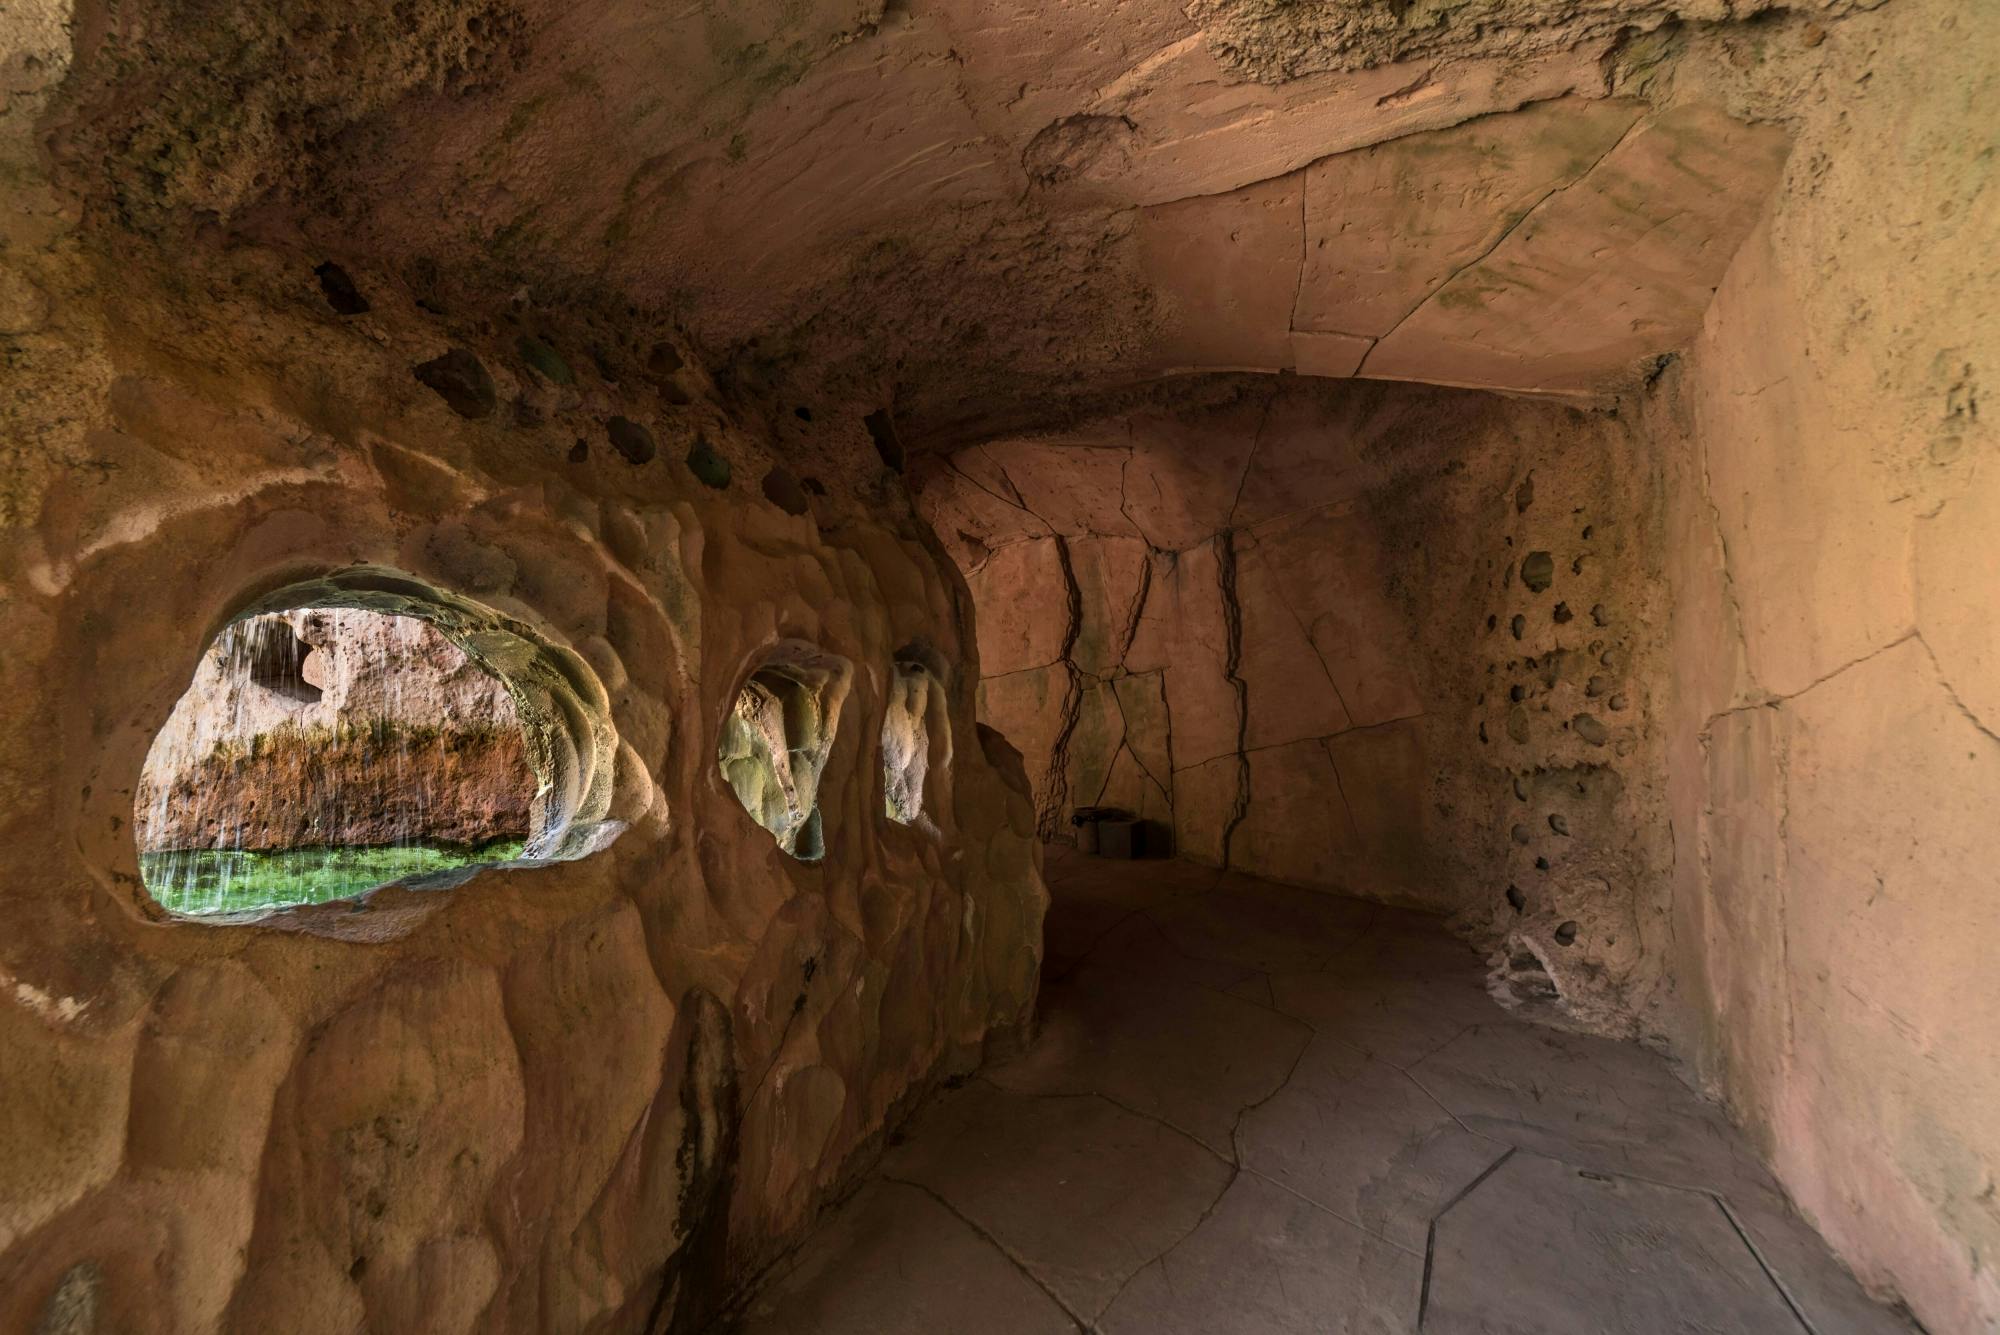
[
  {"xmin": 24, "ymin": 0, "xmax": 1829, "ymax": 438},
  {"xmin": 1646, "ymin": 3, "xmax": 2000, "ymax": 1328},
  {"xmin": 917, "ymin": 377, "xmax": 1672, "ymax": 1032},
  {"xmin": 6, "ymin": 0, "xmax": 1998, "ymax": 1328},
  {"xmin": 134, "ymin": 609, "xmax": 535, "ymax": 851},
  {"xmin": 136, "ymin": 725, "xmax": 533, "ymax": 853},
  {"xmin": 0, "ymin": 109, "xmax": 1044, "ymax": 1334},
  {"xmin": 1186, "ymin": 0, "xmax": 1869, "ymax": 81}
]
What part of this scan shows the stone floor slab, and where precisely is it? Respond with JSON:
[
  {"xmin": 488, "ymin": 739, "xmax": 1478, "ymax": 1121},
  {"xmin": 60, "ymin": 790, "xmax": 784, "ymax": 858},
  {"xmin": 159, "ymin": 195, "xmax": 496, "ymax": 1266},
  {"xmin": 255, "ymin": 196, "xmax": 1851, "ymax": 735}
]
[
  {"xmin": 1424, "ymin": 1152, "xmax": 1803, "ymax": 1334},
  {"xmin": 987, "ymin": 921, "xmax": 1310, "ymax": 1157},
  {"xmin": 1268, "ymin": 967, "xmax": 1495, "ymax": 1069},
  {"xmin": 737, "ymin": 1179, "xmax": 1078, "ymax": 1335},
  {"xmin": 1041, "ymin": 850, "xmax": 1219, "ymax": 977},
  {"xmin": 1097, "ymin": 1172, "xmax": 1422, "ymax": 1335},
  {"xmin": 1237, "ymin": 1042, "xmax": 1509, "ymax": 1251},
  {"xmin": 1727, "ymin": 1190, "xmax": 1923, "ymax": 1335},
  {"xmin": 1146, "ymin": 872, "xmax": 1376, "ymax": 975},
  {"xmin": 1410, "ymin": 1021, "xmax": 1774, "ymax": 1193},
  {"xmin": 741, "ymin": 853, "xmax": 1916, "ymax": 1335},
  {"xmin": 882, "ymin": 1081, "xmax": 1233, "ymax": 1319}
]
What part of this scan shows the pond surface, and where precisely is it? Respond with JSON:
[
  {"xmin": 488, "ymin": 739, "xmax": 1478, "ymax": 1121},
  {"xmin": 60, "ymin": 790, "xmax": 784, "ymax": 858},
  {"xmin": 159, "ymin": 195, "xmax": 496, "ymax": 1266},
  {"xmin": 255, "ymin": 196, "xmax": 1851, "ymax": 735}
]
[{"xmin": 139, "ymin": 840, "xmax": 526, "ymax": 915}]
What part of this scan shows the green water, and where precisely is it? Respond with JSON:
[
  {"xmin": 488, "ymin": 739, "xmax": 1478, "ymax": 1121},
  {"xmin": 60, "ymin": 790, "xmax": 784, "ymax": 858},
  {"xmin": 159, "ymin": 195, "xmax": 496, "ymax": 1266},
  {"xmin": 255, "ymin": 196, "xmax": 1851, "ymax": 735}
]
[{"xmin": 140, "ymin": 840, "xmax": 527, "ymax": 916}]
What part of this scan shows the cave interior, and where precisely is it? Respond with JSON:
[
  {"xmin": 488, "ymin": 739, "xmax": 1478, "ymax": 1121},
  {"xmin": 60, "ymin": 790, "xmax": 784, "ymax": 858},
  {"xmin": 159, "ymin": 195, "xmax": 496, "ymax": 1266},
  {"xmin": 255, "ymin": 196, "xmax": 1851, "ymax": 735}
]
[{"xmin": 1, "ymin": 0, "xmax": 1995, "ymax": 1332}]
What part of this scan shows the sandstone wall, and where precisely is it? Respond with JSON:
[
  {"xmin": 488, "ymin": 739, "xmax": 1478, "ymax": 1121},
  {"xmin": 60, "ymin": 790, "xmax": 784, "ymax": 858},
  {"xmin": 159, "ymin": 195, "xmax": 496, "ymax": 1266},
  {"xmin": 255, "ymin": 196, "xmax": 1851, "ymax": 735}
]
[
  {"xmin": 1650, "ymin": 2, "xmax": 2000, "ymax": 1328},
  {"xmin": 0, "ymin": 171, "xmax": 1044, "ymax": 1335},
  {"xmin": 917, "ymin": 377, "xmax": 1674, "ymax": 1028}
]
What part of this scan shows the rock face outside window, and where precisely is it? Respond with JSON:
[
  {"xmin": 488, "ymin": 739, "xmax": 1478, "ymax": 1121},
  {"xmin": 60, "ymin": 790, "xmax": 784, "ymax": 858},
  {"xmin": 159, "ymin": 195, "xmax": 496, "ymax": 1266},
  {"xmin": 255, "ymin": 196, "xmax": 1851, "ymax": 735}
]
[
  {"xmin": 882, "ymin": 661, "xmax": 936, "ymax": 826},
  {"xmin": 135, "ymin": 608, "xmax": 536, "ymax": 914},
  {"xmin": 718, "ymin": 645, "xmax": 851, "ymax": 861}
]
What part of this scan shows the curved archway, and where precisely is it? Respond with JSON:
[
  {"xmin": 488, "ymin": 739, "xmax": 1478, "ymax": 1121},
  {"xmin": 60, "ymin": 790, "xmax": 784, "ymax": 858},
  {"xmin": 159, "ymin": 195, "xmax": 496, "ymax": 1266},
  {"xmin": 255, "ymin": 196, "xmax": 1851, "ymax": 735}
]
[
  {"xmin": 883, "ymin": 645, "xmax": 952, "ymax": 830},
  {"xmin": 718, "ymin": 641, "xmax": 852, "ymax": 862},
  {"xmin": 135, "ymin": 566, "xmax": 621, "ymax": 916}
]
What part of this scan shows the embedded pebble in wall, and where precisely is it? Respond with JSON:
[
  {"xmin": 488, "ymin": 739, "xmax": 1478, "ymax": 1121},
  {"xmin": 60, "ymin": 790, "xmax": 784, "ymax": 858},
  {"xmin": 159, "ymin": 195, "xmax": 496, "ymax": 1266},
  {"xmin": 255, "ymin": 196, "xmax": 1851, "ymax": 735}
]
[
  {"xmin": 413, "ymin": 348, "xmax": 498, "ymax": 419},
  {"xmin": 687, "ymin": 436, "xmax": 733, "ymax": 488},
  {"xmin": 606, "ymin": 415, "xmax": 657, "ymax": 465},
  {"xmin": 517, "ymin": 335, "xmax": 574, "ymax": 385},
  {"xmin": 1573, "ymin": 714, "xmax": 1610, "ymax": 746},
  {"xmin": 762, "ymin": 468, "xmax": 811, "ymax": 516}
]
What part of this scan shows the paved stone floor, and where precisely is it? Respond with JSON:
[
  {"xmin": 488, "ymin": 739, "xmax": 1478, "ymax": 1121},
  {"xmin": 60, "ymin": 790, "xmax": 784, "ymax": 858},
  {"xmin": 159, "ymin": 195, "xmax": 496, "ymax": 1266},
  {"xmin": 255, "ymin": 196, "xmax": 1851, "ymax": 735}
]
[{"xmin": 737, "ymin": 848, "xmax": 1916, "ymax": 1334}]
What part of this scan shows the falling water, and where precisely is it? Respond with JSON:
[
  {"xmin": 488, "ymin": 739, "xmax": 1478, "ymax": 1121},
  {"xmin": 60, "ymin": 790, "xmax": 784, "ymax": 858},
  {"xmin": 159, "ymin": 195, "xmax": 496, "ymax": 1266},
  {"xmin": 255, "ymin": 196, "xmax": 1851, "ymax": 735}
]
[{"xmin": 137, "ymin": 608, "xmax": 531, "ymax": 915}]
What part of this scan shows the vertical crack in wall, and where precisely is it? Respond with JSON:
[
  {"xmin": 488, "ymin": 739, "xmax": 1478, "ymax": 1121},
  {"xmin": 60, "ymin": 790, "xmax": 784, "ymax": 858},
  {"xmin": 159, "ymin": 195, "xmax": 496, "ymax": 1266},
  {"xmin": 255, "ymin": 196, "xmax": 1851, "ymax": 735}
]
[
  {"xmin": 1036, "ymin": 534, "xmax": 1087, "ymax": 840},
  {"xmin": 1216, "ymin": 529, "xmax": 1250, "ymax": 869},
  {"xmin": 1287, "ymin": 163, "xmax": 1310, "ymax": 336},
  {"xmin": 1316, "ymin": 735, "xmax": 1364, "ymax": 848},
  {"xmin": 1117, "ymin": 549, "xmax": 1153, "ymax": 663},
  {"xmin": 1227, "ymin": 392, "xmax": 1276, "ymax": 528}
]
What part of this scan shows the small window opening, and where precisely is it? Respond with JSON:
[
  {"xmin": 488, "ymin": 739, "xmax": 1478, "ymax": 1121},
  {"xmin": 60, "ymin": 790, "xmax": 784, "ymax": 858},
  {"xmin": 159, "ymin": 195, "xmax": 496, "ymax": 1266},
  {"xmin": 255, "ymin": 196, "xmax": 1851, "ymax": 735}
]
[
  {"xmin": 719, "ymin": 643, "xmax": 851, "ymax": 861},
  {"xmin": 883, "ymin": 652, "xmax": 949, "ymax": 828},
  {"xmin": 134, "ymin": 569, "xmax": 621, "ymax": 918}
]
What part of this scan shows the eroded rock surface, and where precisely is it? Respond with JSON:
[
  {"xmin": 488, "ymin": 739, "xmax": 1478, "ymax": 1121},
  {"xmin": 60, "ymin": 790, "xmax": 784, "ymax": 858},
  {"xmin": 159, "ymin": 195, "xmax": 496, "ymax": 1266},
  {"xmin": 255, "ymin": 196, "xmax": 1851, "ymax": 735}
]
[
  {"xmin": 918, "ymin": 376, "xmax": 1671, "ymax": 1032},
  {"xmin": 0, "ymin": 215, "xmax": 1045, "ymax": 1334},
  {"xmin": 3, "ymin": 0, "xmax": 1996, "ymax": 1329},
  {"xmin": 134, "ymin": 609, "xmax": 535, "ymax": 851}
]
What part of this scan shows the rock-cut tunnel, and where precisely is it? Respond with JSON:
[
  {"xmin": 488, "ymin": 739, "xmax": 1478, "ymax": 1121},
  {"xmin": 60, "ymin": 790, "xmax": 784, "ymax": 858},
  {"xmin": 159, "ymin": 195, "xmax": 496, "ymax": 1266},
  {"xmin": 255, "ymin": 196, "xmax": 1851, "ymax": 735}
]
[{"xmin": 1, "ymin": 1, "xmax": 1994, "ymax": 1333}]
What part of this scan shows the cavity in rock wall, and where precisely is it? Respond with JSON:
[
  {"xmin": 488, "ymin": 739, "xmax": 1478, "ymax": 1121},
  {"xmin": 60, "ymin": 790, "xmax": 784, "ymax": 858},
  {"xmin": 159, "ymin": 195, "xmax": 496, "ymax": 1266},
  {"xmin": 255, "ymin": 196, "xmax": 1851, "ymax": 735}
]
[{"xmin": 135, "ymin": 608, "xmax": 536, "ymax": 855}]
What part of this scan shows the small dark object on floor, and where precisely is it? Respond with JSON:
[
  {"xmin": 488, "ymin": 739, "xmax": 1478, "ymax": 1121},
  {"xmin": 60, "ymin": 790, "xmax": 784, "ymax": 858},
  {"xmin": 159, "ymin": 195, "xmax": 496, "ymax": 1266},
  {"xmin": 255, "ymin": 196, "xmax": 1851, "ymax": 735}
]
[{"xmin": 1097, "ymin": 817, "xmax": 1143, "ymax": 860}]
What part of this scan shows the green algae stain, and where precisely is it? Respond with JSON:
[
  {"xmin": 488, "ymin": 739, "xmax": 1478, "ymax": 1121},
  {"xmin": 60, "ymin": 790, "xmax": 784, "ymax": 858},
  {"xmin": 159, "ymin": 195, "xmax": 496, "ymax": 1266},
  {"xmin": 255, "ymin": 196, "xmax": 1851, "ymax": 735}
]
[{"xmin": 142, "ymin": 839, "xmax": 527, "ymax": 916}]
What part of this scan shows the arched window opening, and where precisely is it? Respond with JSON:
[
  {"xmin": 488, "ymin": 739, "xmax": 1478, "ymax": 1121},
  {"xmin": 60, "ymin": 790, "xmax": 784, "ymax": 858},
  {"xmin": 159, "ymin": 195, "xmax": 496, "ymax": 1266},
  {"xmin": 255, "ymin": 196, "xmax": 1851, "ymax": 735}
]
[
  {"xmin": 719, "ymin": 643, "xmax": 851, "ymax": 861},
  {"xmin": 883, "ymin": 649, "xmax": 950, "ymax": 828},
  {"xmin": 134, "ymin": 569, "xmax": 620, "ymax": 917}
]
